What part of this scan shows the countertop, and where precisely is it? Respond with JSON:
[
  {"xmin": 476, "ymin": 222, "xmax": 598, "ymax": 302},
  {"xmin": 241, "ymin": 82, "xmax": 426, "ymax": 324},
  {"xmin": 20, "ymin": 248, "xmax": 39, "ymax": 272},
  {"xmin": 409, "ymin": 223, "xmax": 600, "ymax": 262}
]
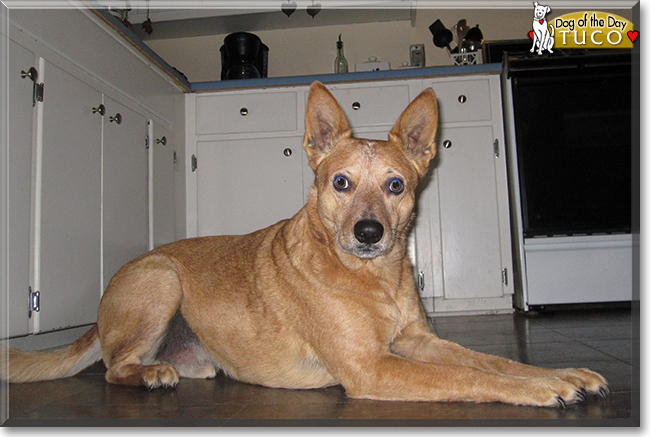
[{"xmin": 190, "ymin": 63, "xmax": 502, "ymax": 92}]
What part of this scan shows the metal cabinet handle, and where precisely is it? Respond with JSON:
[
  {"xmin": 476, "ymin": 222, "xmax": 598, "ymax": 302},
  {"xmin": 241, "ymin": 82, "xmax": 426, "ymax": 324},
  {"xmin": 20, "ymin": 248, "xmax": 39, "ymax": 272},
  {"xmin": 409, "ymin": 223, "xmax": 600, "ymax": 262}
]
[
  {"xmin": 443, "ymin": 140, "xmax": 452, "ymax": 149},
  {"xmin": 20, "ymin": 67, "xmax": 38, "ymax": 82},
  {"xmin": 92, "ymin": 104, "xmax": 106, "ymax": 116},
  {"xmin": 240, "ymin": 107, "xmax": 249, "ymax": 116},
  {"xmin": 21, "ymin": 67, "xmax": 41, "ymax": 107},
  {"xmin": 283, "ymin": 148, "xmax": 292, "ymax": 157},
  {"xmin": 109, "ymin": 113, "xmax": 122, "ymax": 124},
  {"xmin": 156, "ymin": 136, "xmax": 167, "ymax": 145},
  {"xmin": 352, "ymin": 101, "xmax": 361, "ymax": 110},
  {"xmin": 458, "ymin": 95, "xmax": 467, "ymax": 104}
]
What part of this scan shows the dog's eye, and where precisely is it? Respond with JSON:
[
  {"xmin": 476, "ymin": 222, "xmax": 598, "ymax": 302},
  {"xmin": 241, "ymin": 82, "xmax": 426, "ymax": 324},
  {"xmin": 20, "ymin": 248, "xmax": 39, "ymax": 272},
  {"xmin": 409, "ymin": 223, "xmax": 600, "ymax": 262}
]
[
  {"xmin": 333, "ymin": 175, "xmax": 350, "ymax": 192},
  {"xmin": 388, "ymin": 178, "xmax": 405, "ymax": 195}
]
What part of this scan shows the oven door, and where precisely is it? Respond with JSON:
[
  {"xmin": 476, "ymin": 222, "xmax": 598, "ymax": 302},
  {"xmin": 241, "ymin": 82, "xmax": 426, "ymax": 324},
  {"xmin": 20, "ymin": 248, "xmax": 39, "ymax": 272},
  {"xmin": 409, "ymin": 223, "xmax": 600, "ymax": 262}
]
[{"xmin": 511, "ymin": 63, "xmax": 632, "ymax": 238}]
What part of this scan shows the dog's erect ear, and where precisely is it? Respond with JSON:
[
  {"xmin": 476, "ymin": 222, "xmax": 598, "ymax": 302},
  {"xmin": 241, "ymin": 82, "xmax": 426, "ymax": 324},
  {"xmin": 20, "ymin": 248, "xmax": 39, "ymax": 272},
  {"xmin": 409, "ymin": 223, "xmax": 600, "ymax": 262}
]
[
  {"xmin": 303, "ymin": 81, "xmax": 351, "ymax": 170},
  {"xmin": 389, "ymin": 88, "xmax": 438, "ymax": 178}
]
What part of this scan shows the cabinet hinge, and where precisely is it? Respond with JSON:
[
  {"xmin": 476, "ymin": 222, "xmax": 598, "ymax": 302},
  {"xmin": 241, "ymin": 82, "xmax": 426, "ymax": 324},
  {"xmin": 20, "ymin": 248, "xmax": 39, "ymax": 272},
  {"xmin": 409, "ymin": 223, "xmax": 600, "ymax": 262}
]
[
  {"xmin": 501, "ymin": 268, "xmax": 508, "ymax": 286},
  {"xmin": 145, "ymin": 136, "xmax": 150, "ymax": 149},
  {"xmin": 493, "ymin": 139, "xmax": 500, "ymax": 158},
  {"xmin": 418, "ymin": 271, "xmax": 425, "ymax": 291},
  {"xmin": 28, "ymin": 287, "xmax": 40, "ymax": 318},
  {"xmin": 35, "ymin": 82, "xmax": 44, "ymax": 103},
  {"xmin": 191, "ymin": 154, "xmax": 198, "ymax": 173}
]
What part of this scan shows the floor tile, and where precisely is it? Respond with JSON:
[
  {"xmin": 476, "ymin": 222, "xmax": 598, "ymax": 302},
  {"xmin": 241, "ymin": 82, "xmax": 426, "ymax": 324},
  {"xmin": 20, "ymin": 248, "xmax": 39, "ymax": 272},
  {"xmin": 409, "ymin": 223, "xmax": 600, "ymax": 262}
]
[{"xmin": 580, "ymin": 339, "xmax": 633, "ymax": 363}]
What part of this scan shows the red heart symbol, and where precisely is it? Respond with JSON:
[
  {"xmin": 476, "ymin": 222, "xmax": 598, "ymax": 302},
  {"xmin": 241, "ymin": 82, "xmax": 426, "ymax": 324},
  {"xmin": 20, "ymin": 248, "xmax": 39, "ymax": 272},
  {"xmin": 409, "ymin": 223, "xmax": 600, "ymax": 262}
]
[
  {"xmin": 528, "ymin": 30, "xmax": 534, "ymax": 40},
  {"xmin": 628, "ymin": 30, "xmax": 638, "ymax": 42},
  {"xmin": 539, "ymin": 19, "xmax": 544, "ymax": 24}
]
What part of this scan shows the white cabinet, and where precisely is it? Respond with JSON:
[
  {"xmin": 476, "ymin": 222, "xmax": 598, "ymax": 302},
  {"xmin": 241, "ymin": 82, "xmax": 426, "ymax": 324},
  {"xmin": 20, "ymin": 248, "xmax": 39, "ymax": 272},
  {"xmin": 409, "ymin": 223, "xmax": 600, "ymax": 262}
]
[
  {"xmin": 6, "ymin": 56, "xmax": 151, "ymax": 335},
  {"xmin": 151, "ymin": 122, "xmax": 176, "ymax": 248},
  {"xmin": 415, "ymin": 76, "xmax": 513, "ymax": 314},
  {"xmin": 3, "ymin": 8, "xmax": 185, "ymax": 344},
  {"xmin": 415, "ymin": 125, "xmax": 513, "ymax": 314},
  {"xmin": 188, "ymin": 88, "xmax": 312, "ymax": 238},
  {"xmin": 197, "ymin": 136, "xmax": 307, "ymax": 236},
  {"xmin": 186, "ymin": 75, "xmax": 513, "ymax": 315},
  {"xmin": 37, "ymin": 59, "xmax": 103, "ymax": 332},
  {"xmin": 7, "ymin": 39, "xmax": 37, "ymax": 337},
  {"xmin": 195, "ymin": 91, "xmax": 298, "ymax": 135},
  {"xmin": 327, "ymin": 84, "xmax": 411, "ymax": 130},
  {"xmin": 432, "ymin": 78, "xmax": 493, "ymax": 123},
  {"xmin": 102, "ymin": 96, "xmax": 149, "ymax": 286}
]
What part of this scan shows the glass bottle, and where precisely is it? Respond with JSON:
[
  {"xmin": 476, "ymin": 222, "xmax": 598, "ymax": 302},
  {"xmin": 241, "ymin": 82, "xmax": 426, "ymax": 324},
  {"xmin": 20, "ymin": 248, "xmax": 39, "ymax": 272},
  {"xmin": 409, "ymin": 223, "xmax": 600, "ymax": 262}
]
[{"xmin": 334, "ymin": 34, "xmax": 348, "ymax": 73}]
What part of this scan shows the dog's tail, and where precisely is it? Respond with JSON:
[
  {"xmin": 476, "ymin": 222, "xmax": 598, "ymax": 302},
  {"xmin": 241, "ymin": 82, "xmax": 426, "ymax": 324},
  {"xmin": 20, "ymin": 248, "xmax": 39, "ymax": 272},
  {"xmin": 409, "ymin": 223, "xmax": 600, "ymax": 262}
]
[{"xmin": 0, "ymin": 325, "xmax": 102, "ymax": 383}]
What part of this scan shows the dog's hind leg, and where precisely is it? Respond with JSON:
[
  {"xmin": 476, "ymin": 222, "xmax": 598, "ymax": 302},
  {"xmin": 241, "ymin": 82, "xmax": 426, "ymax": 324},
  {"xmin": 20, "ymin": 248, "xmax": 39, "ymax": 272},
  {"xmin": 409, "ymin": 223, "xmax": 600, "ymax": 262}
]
[{"xmin": 97, "ymin": 253, "xmax": 184, "ymax": 388}]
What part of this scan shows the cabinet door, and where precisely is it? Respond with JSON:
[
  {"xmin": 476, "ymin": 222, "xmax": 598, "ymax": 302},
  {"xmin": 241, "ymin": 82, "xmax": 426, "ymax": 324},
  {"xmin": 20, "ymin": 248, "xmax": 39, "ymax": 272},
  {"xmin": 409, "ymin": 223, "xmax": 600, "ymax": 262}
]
[
  {"xmin": 422, "ymin": 126, "xmax": 506, "ymax": 304},
  {"xmin": 102, "ymin": 96, "xmax": 149, "ymax": 288},
  {"xmin": 151, "ymin": 122, "xmax": 176, "ymax": 248},
  {"xmin": 37, "ymin": 60, "xmax": 102, "ymax": 333},
  {"xmin": 7, "ymin": 40, "xmax": 36, "ymax": 337},
  {"xmin": 197, "ymin": 137, "xmax": 306, "ymax": 237}
]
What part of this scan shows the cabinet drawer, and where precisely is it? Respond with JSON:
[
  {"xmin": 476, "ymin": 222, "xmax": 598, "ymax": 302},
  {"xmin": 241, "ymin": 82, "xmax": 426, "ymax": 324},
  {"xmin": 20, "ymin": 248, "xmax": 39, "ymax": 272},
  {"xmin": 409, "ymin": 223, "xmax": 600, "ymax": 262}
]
[
  {"xmin": 327, "ymin": 85, "xmax": 411, "ymax": 129},
  {"xmin": 196, "ymin": 91, "xmax": 298, "ymax": 135},
  {"xmin": 430, "ymin": 79, "xmax": 492, "ymax": 124}
]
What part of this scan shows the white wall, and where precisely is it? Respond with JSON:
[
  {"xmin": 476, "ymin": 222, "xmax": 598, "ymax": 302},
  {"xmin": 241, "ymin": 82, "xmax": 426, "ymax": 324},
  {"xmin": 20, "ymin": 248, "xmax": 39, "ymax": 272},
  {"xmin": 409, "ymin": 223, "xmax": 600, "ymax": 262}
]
[{"xmin": 146, "ymin": 7, "xmax": 633, "ymax": 82}]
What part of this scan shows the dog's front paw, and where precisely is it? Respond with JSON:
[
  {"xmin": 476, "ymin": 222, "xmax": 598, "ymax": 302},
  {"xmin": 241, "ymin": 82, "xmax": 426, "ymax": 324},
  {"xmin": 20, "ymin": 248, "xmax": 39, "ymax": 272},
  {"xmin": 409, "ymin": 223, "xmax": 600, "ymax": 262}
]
[
  {"xmin": 554, "ymin": 367, "xmax": 609, "ymax": 397},
  {"xmin": 510, "ymin": 377, "xmax": 588, "ymax": 407}
]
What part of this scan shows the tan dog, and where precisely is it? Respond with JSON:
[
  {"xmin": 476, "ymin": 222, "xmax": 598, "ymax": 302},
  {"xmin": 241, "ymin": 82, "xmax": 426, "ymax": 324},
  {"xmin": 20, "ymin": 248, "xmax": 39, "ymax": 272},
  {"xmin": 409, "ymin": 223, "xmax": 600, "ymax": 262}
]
[{"xmin": 2, "ymin": 81, "xmax": 608, "ymax": 407}]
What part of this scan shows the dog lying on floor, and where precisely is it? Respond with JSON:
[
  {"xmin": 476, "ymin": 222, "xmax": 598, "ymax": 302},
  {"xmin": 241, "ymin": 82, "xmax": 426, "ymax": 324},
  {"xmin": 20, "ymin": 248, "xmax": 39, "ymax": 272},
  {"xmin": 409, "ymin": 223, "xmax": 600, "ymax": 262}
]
[{"xmin": 1, "ymin": 81, "xmax": 608, "ymax": 407}]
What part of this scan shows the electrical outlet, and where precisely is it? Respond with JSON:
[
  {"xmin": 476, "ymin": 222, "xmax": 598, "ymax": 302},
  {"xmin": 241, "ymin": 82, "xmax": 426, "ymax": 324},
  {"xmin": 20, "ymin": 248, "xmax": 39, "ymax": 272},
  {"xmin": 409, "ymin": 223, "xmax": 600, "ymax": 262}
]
[{"xmin": 410, "ymin": 44, "xmax": 425, "ymax": 67}]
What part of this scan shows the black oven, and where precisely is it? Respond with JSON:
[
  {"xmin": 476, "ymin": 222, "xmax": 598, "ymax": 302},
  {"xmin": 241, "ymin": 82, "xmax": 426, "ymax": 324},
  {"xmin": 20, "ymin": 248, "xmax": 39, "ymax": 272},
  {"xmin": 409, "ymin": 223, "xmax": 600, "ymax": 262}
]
[{"xmin": 506, "ymin": 51, "xmax": 632, "ymax": 238}]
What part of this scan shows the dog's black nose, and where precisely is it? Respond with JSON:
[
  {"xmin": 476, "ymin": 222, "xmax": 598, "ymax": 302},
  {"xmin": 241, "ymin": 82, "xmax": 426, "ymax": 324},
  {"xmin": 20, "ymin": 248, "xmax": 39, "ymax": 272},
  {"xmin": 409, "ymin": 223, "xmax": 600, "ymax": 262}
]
[{"xmin": 354, "ymin": 220, "xmax": 384, "ymax": 244}]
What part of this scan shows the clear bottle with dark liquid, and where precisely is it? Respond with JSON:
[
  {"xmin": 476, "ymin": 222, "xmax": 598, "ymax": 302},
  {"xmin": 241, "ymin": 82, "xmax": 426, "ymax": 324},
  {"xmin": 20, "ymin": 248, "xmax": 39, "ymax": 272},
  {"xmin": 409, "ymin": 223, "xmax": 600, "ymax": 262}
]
[{"xmin": 334, "ymin": 34, "xmax": 348, "ymax": 73}]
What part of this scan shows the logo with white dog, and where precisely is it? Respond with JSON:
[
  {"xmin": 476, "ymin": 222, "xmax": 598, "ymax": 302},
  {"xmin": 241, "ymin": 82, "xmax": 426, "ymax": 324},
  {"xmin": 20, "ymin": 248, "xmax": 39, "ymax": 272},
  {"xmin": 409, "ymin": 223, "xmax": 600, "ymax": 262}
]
[
  {"xmin": 528, "ymin": 3, "xmax": 636, "ymax": 51},
  {"xmin": 530, "ymin": 1, "xmax": 555, "ymax": 55}
]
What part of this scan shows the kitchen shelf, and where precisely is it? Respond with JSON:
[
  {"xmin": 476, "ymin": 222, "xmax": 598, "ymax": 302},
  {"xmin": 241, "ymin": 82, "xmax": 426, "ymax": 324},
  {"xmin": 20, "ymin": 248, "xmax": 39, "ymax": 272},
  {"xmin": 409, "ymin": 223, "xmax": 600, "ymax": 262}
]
[{"xmin": 92, "ymin": 5, "xmax": 502, "ymax": 94}]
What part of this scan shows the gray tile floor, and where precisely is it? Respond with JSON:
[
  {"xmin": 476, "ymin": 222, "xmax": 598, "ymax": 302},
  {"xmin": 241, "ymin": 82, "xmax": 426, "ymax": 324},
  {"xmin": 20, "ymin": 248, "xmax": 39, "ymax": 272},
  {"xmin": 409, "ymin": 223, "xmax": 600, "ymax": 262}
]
[{"xmin": 4, "ymin": 305, "xmax": 639, "ymax": 426}]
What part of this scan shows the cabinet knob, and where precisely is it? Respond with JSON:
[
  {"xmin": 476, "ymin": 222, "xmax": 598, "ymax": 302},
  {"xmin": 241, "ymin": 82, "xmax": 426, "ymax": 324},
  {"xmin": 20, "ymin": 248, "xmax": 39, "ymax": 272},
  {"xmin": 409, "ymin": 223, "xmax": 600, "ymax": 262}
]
[
  {"xmin": 443, "ymin": 140, "xmax": 452, "ymax": 149},
  {"xmin": 240, "ymin": 107, "xmax": 249, "ymax": 116},
  {"xmin": 458, "ymin": 95, "xmax": 467, "ymax": 104},
  {"xmin": 283, "ymin": 148, "xmax": 292, "ymax": 157},
  {"xmin": 20, "ymin": 67, "xmax": 38, "ymax": 82},
  {"xmin": 109, "ymin": 113, "xmax": 122, "ymax": 124},
  {"xmin": 156, "ymin": 136, "xmax": 167, "ymax": 146},
  {"xmin": 92, "ymin": 104, "xmax": 105, "ymax": 116},
  {"xmin": 352, "ymin": 101, "xmax": 361, "ymax": 110}
]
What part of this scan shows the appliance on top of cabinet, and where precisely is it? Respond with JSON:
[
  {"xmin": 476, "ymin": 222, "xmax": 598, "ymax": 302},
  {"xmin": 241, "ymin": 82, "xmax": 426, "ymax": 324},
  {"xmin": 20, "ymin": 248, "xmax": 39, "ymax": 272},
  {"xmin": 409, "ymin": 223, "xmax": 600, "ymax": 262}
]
[{"xmin": 220, "ymin": 32, "xmax": 269, "ymax": 80}]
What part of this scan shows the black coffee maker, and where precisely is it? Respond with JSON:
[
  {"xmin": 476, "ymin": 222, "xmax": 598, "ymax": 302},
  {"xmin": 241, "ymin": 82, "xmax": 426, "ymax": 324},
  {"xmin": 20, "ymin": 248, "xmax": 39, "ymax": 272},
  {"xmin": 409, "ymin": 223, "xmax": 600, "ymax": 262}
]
[{"xmin": 220, "ymin": 32, "xmax": 269, "ymax": 80}]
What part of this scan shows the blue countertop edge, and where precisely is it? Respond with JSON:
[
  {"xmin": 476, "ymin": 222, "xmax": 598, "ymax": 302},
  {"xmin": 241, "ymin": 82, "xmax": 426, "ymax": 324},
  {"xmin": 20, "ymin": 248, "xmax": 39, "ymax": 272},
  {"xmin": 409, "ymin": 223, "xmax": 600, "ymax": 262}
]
[
  {"xmin": 91, "ymin": 5, "xmax": 502, "ymax": 93},
  {"xmin": 190, "ymin": 63, "xmax": 503, "ymax": 92}
]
